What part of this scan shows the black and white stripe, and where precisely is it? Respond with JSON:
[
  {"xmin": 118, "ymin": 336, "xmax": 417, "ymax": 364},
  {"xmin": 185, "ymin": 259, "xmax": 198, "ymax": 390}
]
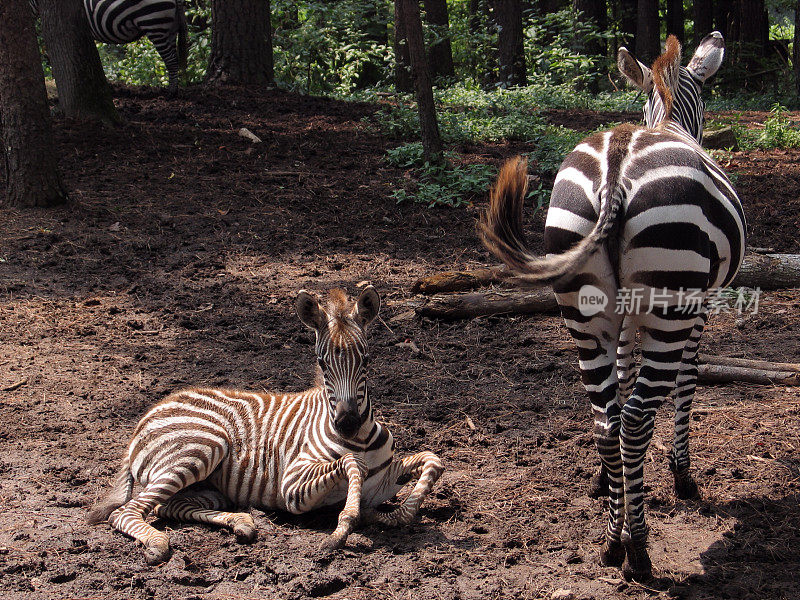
[
  {"xmin": 31, "ymin": 0, "xmax": 188, "ymax": 91},
  {"xmin": 87, "ymin": 287, "xmax": 443, "ymax": 564},
  {"xmin": 480, "ymin": 32, "xmax": 745, "ymax": 582}
]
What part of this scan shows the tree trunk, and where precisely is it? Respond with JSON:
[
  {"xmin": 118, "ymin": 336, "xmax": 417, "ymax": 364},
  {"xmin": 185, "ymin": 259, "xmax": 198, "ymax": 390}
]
[
  {"xmin": 206, "ymin": 0, "xmax": 273, "ymax": 85},
  {"xmin": 574, "ymin": 0, "xmax": 608, "ymax": 55},
  {"xmin": 635, "ymin": 0, "xmax": 660, "ymax": 63},
  {"xmin": 394, "ymin": 1, "xmax": 414, "ymax": 92},
  {"xmin": 0, "ymin": 0, "xmax": 67, "ymax": 207},
  {"xmin": 38, "ymin": 0, "xmax": 118, "ymax": 124},
  {"xmin": 665, "ymin": 0, "xmax": 684, "ymax": 43},
  {"xmin": 494, "ymin": 0, "xmax": 527, "ymax": 86},
  {"xmin": 693, "ymin": 0, "xmax": 714, "ymax": 45},
  {"xmin": 397, "ymin": 0, "xmax": 443, "ymax": 163},
  {"xmin": 356, "ymin": 0, "xmax": 389, "ymax": 88},
  {"xmin": 713, "ymin": 0, "xmax": 730, "ymax": 38},
  {"xmin": 618, "ymin": 0, "xmax": 637, "ymax": 51},
  {"xmin": 424, "ymin": 0, "xmax": 455, "ymax": 79},
  {"xmin": 795, "ymin": 0, "xmax": 800, "ymax": 96}
]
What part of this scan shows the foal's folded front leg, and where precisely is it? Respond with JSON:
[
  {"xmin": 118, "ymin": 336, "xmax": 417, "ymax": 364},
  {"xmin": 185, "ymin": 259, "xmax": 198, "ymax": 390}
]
[
  {"xmin": 363, "ymin": 451, "xmax": 443, "ymax": 526},
  {"xmin": 281, "ymin": 454, "xmax": 368, "ymax": 552}
]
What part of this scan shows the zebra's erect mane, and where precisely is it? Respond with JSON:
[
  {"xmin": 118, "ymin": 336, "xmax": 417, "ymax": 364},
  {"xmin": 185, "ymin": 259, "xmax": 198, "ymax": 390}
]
[{"xmin": 651, "ymin": 35, "xmax": 681, "ymax": 125}]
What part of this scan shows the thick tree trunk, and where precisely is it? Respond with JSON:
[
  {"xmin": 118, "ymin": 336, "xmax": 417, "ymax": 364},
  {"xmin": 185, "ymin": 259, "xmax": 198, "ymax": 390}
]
[
  {"xmin": 0, "ymin": 0, "xmax": 67, "ymax": 207},
  {"xmin": 424, "ymin": 0, "xmax": 455, "ymax": 79},
  {"xmin": 713, "ymin": 0, "xmax": 730, "ymax": 38},
  {"xmin": 417, "ymin": 289, "xmax": 558, "ymax": 320},
  {"xmin": 665, "ymin": 0, "xmax": 684, "ymax": 43},
  {"xmin": 618, "ymin": 0, "xmax": 637, "ymax": 51},
  {"xmin": 635, "ymin": 0, "xmax": 660, "ymax": 63},
  {"xmin": 494, "ymin": 0, "xmax": 527, "ymax": 86},
  {"xmin": 574, "ymin": 0, "xmax": 607, "ymax": 55},
  {"xmin": 206, "ymin": 0, "xmax": 273, "ymax": 85},
  {"xmin": 357, "ymin": 0, "xmax": 389, "ymax": 88},
  {"xmin": 795, "ymin": 0, "xmax": 800, "ymax": 96},
  {"xmin": 38, "ymin": 0, "xmax": 118, "ymax": 124},
  {"xmin": 394, "ymin": 1, "xmax": 414, "ymax": 92},
  {"xmin": 397, "ymin": 0, "xmax": 443, "ymax": 163},
  {"xmin": 693, "ymin": 0, "xmax": 714, "ymax": 45}
]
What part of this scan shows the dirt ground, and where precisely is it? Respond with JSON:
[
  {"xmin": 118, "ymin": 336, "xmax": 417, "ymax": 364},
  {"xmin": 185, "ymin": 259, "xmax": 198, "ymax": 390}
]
[{"xmin": 1, "ymin": 87, "xmax": 799, "ymax": 600}]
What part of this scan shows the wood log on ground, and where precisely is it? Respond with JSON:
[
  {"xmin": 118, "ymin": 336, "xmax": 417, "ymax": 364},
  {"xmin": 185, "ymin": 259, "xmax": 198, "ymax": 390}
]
[
  {"xmin": 412, "ymin": 267, "xmax": 508, "ymax": 294},
  {"xmin": 412, "ymin": 252, "xmax": 800, "ymax": 297},
  {"xmin": 699, "ymin": 354, "xmax": 800, "ymax": 373},
  {"xmin": 697, "ymin": 363, "xmax": 800, "ymax": 386},
  {"xmin": 731, "ymin": 253, "xmax": 800, "ymax": 290},
  {"xmin": 416, "ymin": 288, "xmax": 557, "ymax": 320}
]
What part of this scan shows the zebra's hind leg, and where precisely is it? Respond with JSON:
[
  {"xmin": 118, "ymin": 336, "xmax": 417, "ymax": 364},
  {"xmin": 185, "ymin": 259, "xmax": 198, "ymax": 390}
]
[
  {"xmin": 618, "ymin": 310, "xmax": 698, "ymax": 582},
  {"xmin": 363, "ymin": 451, "xmax": 444, "ymax": 527},
  {"xmin": 152, "ymin": 486, "xmax": 257, "ymax": 544},
  {"xmin": 668, "ymin": 309, "xmax": 708, "ymax": 500},
  {"xmin": 108, "ymin": 475, "xmax": 182, "ymax": 565},
  {"xmin": 590, "ymin": 316, "xmax": 636, "ymax": 500}
]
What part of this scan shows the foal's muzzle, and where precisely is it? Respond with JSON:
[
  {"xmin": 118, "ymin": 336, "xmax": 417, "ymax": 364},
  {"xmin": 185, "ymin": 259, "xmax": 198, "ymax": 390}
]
[{"xmin": 333, "ymin": 399, "xmax": 361, "ymax": 438}]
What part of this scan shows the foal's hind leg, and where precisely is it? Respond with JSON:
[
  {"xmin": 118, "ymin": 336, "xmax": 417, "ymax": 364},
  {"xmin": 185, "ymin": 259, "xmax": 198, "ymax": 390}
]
[
  {"xmin": 363, "ymin": 451, "xmax": 443, "ymax": 526},
  {"xmin": 108, "ymin": 457, "xmax": 217, "ymax": 564},
  {"xmin": 152, "ymin": 487, "xmax": 256, "ymax": 543}
]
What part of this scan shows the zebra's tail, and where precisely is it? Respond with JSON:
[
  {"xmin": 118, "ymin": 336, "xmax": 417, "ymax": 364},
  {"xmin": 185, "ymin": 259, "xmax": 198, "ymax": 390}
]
[
  {"xmin": 86, "ymin": 458, "xmax": 133, "ymax": 524},
  {"xmin": 176, "ymin": 0, "xmax": 189, "ymax": 72},
  {"xmin": 479, "ymin": 155, "xmax": 623, "ymax": 284}
]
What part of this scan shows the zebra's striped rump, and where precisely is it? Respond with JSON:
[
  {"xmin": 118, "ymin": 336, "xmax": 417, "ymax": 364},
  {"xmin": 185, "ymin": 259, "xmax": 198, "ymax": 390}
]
[
  {"xmin": 88, "ymin": 287, "xmax": 443, "ymax": 564},
  {"xmin": 481, "ymin": 33, "xmax": 744, "ymax": 582}
]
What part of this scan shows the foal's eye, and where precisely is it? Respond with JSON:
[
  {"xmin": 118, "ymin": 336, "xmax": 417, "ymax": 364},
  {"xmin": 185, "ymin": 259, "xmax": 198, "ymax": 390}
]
[
  {"xmin": 317, "ymin": 356, "xmax": 325, "ymax": 369},
  {"xmin": 362, "ymin": 353, "xmax": 371, "ymax": 366}
]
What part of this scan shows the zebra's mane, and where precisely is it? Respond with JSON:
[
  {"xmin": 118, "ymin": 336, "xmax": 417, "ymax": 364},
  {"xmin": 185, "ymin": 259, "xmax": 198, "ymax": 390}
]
[{"xmin": 651, "ymin": 35, "xmax": 681, "ymax": 124}]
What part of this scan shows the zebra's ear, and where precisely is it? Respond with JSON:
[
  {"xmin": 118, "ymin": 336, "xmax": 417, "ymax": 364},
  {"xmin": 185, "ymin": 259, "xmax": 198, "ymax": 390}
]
[
  {"xmin": 687, "ymin": 31, "xmax": 724, "ymax": 83},
  {"xmin": 296, "ymin": 290, "xmax": 324, "ymax": 331},
  {"xmin": 617, "ymin": 47, "xmax": 654, "ymax": 93},
  {"xmin": 353, "ymin": 285, "xmax": 380, "ymax": 327}
]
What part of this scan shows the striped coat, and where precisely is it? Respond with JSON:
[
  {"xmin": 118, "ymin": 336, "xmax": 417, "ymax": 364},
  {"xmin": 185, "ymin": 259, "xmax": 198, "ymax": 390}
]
[
  {"xmin": 481, "ymin": 33, "xmax": 745, "ymax": 582},
  {"xmin": 88, "ymin": 287, "xmax": 443, "ymax": 564}
]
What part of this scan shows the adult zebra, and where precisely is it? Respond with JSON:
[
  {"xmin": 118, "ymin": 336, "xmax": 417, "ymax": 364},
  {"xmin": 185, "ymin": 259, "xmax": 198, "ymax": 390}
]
[
  {"xmin": 32, "ymin": 0, "xmax": 188, "ymax": 92},
  {"xmin": 480, "ymin": 33, "xmax": 745, "ymax": 581},
  {"xmin": 87, "ymin": 287, "xmax": 443, "ymax": 564}
]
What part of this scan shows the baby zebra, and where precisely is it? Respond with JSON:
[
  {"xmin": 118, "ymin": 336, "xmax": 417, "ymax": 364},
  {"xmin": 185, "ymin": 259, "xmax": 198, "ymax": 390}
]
[{"xmin": 87, "ymin": 286, "xmax": 443, "ymax": 564}]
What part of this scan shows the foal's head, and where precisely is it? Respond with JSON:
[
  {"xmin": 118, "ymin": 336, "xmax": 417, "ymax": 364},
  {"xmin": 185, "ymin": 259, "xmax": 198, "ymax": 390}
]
[{"xmin": 295, "ymin": 286, "xmax": 380, "ymax": 439}]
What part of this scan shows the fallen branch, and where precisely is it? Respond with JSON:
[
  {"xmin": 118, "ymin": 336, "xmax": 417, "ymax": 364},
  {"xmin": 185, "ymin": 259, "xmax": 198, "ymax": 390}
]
[
  {"xmin": 412, "ymin": 267, "xmax": 508, "ymax": 294},
  {"xmin": 731, "ymin": 253, "xmax": 800, "ymax": 290},
  {"xmin": 416, "ymin": 288, "xmax": 557, "ymax": 320},
  {"xmin": 412, "ymin": 252, "xmax": 800, "ymax": 297},
  {"xmin": 699, "ymin": 354, "xmax": 800, "ymax": 373},
  {"xmin": 697, "ymin": 363, "xmax": 800, "ymax": 386}
]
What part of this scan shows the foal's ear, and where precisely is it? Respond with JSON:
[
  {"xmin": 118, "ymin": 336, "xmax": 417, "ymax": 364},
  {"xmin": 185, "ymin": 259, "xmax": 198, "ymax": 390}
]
[
  {"xmin": 296, "ymin": 290, "xmax": 325, "ymax": 330},
  {"xmin": 353, "ymin": 285, "xmax": 380, "ymax": 327},
  {"xmin": 687, "ymin": 31, "xmax": 725, "ymax": 83},
  {"xmin": 617, "ymin": 46, "xmax": 654, "ymax": 93}
]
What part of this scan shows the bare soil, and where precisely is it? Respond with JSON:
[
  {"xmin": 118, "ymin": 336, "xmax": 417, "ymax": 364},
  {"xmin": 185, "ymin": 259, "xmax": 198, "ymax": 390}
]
[{"xmin": 1, "ymin": 86, "xmax": 799, "ymax": 600}]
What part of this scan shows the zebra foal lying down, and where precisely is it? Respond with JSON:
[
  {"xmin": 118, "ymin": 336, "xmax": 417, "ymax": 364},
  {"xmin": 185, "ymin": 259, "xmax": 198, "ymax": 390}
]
[{"xmin": 87, "ymin": 286, "xmax": 443, "ymax": 564}]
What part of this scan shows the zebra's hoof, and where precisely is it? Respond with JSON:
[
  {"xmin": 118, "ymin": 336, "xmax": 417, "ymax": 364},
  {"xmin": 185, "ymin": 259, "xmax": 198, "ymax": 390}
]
[
  {"xmin": 144, "ymin": 541, "xmax": 171, "ymax": 566},
  {"xmin": 621, "ymin": 541, "xmax": 652, "ymax": 583},
  {"xmin": 673, "ymin": 471, "xmax": 700, "ymax": 500},
  {"xmin": 233, "ymin": 515, "xmax": 257, "ymax": 544},
  {"xmin": 599, "ymin": 540, "xmax": 625, "ymax": 567},
  {"xmin": 319, "ymin": 535, "xmax": 346, "ymax": 555},
  {"xmin": 588, "ymin": 467, "xmax": 608, "ymax": 499}
]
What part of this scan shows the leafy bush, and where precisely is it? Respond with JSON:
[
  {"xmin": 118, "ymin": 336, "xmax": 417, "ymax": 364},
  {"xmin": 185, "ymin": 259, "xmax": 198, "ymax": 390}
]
[
  {"xmin": 750, "ymin": 104, "xmax": 800, "ymax": 149},
  {"xmin": 386, "ymin": 142, "xmax": 496, "ymax": 208}
]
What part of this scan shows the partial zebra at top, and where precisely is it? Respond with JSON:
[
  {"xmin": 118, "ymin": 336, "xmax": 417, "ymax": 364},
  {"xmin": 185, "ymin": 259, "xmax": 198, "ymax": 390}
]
[{"xmin": 31, "ymin": 0, "xmax": 188, "ymax": 91}]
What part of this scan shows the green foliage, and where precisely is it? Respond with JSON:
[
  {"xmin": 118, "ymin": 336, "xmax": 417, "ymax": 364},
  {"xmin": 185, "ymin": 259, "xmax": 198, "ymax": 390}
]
[
  {"xmin": 748, "ymin": 104, "xmax": 800, "ymax": 149},
  {"xmin": 386, "ymin": 142, "xmax": 496, "ymax": 208},
  {"xmin": 272, "ymin": 0, "xmax": 393, "ymax": 95},
  {"xmin": 524, "ymin": 9, "xmax": 613, "ymax": 89}
]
